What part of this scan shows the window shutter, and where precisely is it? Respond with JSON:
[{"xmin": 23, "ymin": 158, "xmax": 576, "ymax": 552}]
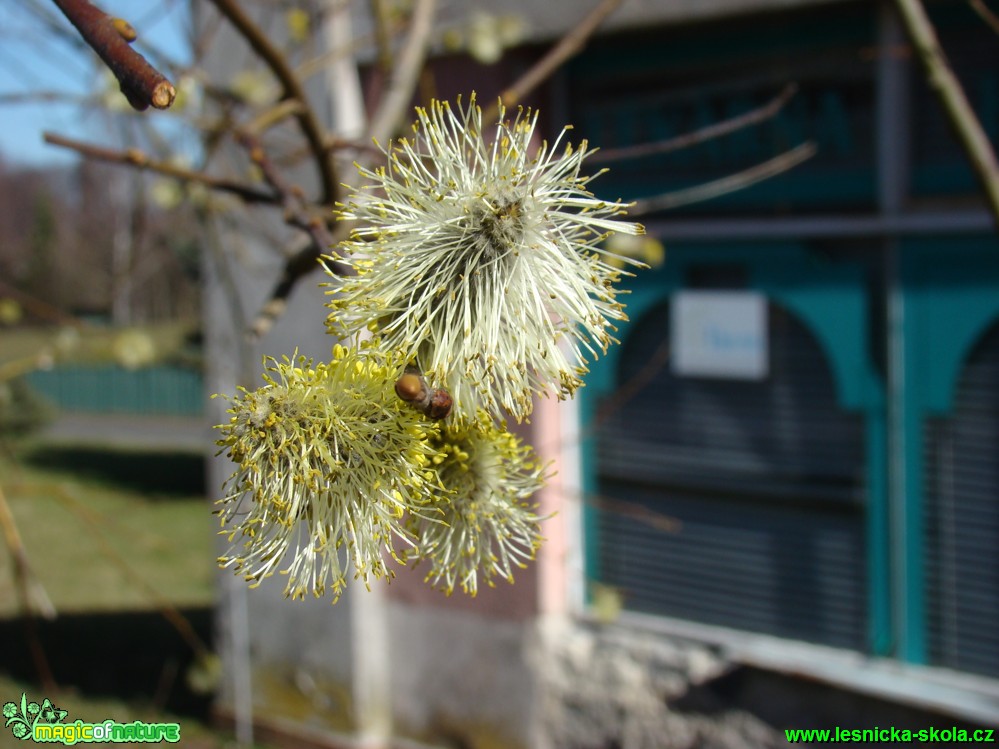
[
  {"xmin": 924, "ymin": 322, "xmax": 999, "ymax": 678},
  {"xmin": 596, "ymin": 301, "xmax": 867, "ymax": 650}
]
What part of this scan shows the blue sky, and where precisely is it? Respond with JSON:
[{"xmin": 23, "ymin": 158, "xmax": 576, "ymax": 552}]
[{"xmin": 0, "ymin": 0, "xmax": 191, "ymax": 168}]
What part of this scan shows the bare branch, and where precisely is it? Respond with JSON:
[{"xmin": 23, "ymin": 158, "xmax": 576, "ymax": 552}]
[
  {"xmin": 0, "ymin": 277, "xmax": 84, "ymax": 328},
  {"xmin": 590, "ymin": 83, "xmax": 799, "ymax": 165},
  {"xmin": 586, "ymin": 493, "xmax": 681, "ymax": 534},
  {"xmin": 245, "ymin": 232, "xmax": 347, "ymax": 341},
  {"xmin": 233, "ymin": 132, "xmax": 351, "ymax": 341},
  {"xmin": 43, "ymin": 132, "xmax": 277, "ymax": 204},
  {"xmin": 630, "ymin": 141, "xmax": 817, "ymax": 215},
  {"xmin": 236, "ymin": 131, "xmax": 347, "ymax": 271},
  {"xmin": 370, "ymin": 0, "xmax": 396, "ymax": 73},
  {"xmin": 367, "ymin": 0, "xmax": 438, "ymax": 144},
  {"xmin": 208, "ymin": 0, "xmax": 338, "ymax": 204},
  {"xmin": 242, "ymin": 98, "xmax": 306, "ymax": 137},
  {"xmin": 47, "ymin": 481, "xmax": 210, "ymax": 658},
  {"xmin": 0, "ymin": 90, "xmax": 88, "ymax": 105},
  {"xmin": 896, "ymin": 0, "xmax": 999, "ymax": 229},
  {"xmin": 50, "ymin": 0, "xmax": 175, "ymax": 110},
  {"xmin": 483, "ymin": 0, "xmax": 625, "ymax": 122},
  {"xmin": 0, "ymin": 484, "xmax": 56, "ymax": 691},
  {"xmin": 969, "ymin": 0, "xmax": 999, "ymax": 37},
  {"xmin": 0, "ymin": 484, "xmax": 56, "ymax": 620}
]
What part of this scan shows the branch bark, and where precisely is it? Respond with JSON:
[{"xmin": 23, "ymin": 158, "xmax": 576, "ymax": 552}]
[
  {"xmin": 483, "ymin": 0, "xmax": 624, "ymax": 122},
  {"xmin": 895, "ymin": 0, "xmax": 999, "ymax": 229},
  {"xmin": 43, "ymin": 132, "xmax": 278, "ymax": 204},
  {"xmin": 630, "ymin": 141, "xmax": 817, "ymax": 214},
  {"xmin": 969, "ymin": 0, "xmax": 999, "ymax": 37},
  {"xmin": 367, "ymin": 0, "xmax": 438, "ymax": 144},
  {"xmin": 590, "ymin": 84, "xmax": 799, "ymax": 165},
  {"xmin": 50, "ymin": 0, "xmax": 175, "ymax": 110},
  {"xmin": 234, "ymin": 132, "xmax": 352, "ymax": 340},
  {"xmin": 236, "ymin": 131, "xmax": 349, "ymax": 274},
  {"xmin": 208, "ymin": 0, "xmax": 338, "ymax": 204},
  {"xmin": 0, "ymin": 483, "xmax": 57, "ymax": 692}
]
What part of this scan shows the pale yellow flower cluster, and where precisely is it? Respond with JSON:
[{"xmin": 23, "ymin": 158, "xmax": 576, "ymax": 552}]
[{"xmin": 216, "ymin": 97, "xmax": 642, "ymax": 603}]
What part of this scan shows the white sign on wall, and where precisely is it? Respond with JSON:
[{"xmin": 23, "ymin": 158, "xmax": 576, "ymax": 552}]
[{"xmin": 671, "ymin": 291, "xmax": 768, "ymax": 380}]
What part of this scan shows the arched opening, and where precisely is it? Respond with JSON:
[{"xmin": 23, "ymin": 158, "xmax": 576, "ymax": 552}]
[
  {"xmin": 594, "ymin": 298, "xmax": 867, "ymax": 649},
  {"xmin": 924, "ymin": 319, "xmax": 999, "ymax": 678}
]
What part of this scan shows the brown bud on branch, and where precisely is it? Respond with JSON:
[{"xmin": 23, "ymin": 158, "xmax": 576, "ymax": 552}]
[
  {"xmin": 394, "ymin": 371, "xmax": 452, "ymax": 421},
  {"xmin": 111, "ymin": 17, "xmax": 137, "ymax": 43}
]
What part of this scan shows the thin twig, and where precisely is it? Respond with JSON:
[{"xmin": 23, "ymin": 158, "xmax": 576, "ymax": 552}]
[
  {"xmin": 277, "ymin": 134, "xmax": 383, "ymax": 167},
  {"xmin": 242, "ymin": 98, "xmax": 306, "ymax": 138},
  {"xmin": 0, "ymin": 277, "xmax": 83, "ymax": 327},
  {"xmin": 630, "ymin": 141, "xmax": 817, "ymax": 215},
  {"xmin": 0, "ymin": 484, "xmax": 57, "ymax": 692},
  {"xmin": 483, "ymin": 0, "xmax": 625, "ymax": 123},
  {"xmin": 370, "ymin": 0, "xmax": 395, "ymax": 73},
  {"xmin": 896, "ymin": 0, "xmax": 999, "ymax": 229},
  {"xmin": 293, "ymin": 25, "xmax": 395, "ymax": 85},
  {"xmin": 50, "ymin": 0, "xmax": 175, "ymax": 110},
  {"xmin": 234, "ymin": 132, "xmax": 352, "ymax": 341},
  {"xmin": 245, "ymin": 231, "xmax": 348, "ymax": 341},
  {"xmin": 236, "ymin": 131, "xmax": 348, "ymax": 273},
  {"xmin": 585, "ymin": 492, "xmax": 681, "ymax": 534},
  {"xmin": 590, "ymin": 84, "xmax": 799, "ymax": 165},
  {"xmin": 0, "ymin": 90, "xmax": 88, "ymax": 105},
  {"xmin": 43, "ymin": 132, "xmax": 278, "ymax": 204},
  {"xmin": 208, "ymin": 0, "xmax": 338, "ymax": 204},
  {"xmin": 367, "ymin": 0, "xmax": 438, "ymax": 144},
  {"xmin": 0, "ymin": 485, "xmax": 56, "ymax": 620},
  {"xmin": 969, "ymin": 0, "xmax": 999, "ymax": 36}
]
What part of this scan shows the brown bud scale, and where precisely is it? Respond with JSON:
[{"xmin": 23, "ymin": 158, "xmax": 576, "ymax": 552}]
[{"xmin": 426, "ymin": 390, "xmax": 453, "ymax": 420}]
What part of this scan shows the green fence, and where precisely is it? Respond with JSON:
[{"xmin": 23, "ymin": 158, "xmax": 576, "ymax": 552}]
[{"xmin": 26, "ymin": 365, "xmax": 204, "ymax": 416}]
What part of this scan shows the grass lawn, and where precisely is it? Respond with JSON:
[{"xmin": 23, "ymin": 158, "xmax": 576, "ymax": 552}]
[
  {"xmin": 0, "ymin": 438, "xmax": 281, "ymax": 746},
  {"xmin": 0, "ymin": 441, "xmax": 214, "ymax": 615}
]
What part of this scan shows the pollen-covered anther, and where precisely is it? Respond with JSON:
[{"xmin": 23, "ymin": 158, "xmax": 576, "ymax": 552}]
[
  {"xmin": 405, "ymin": 413, "xmax": 550, "ymax": 596},
  {"xmin": 214, "ymin": 350, "xmax": 440, "ymax": 604}
]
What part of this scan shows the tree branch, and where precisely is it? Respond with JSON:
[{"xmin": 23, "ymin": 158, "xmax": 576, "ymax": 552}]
[
  {"xmin": 969, "ymin": 0, "xmax": 999, "ymax": 37},
  {"xmin": 370, "ymin": 0, "xmax": 396, "ymax": 74},
  {"xmin": 207, "ymin": 0, "xmax": 338, "ymax": 205},
  {"xmin": 0, "ymin": 483, "xmax": 57, "ymax": 692},
  {"xmin": 234, "ymin": 132, "xmax": 352, "ymax": 341},
  {"xmin": 43, "ymin": 132, "xmax": 278, "ymax": 205},
  {"xmin": 50, "ymin": 0, "xmax": 175, "ymax": 111},
  {"xmin": 590, "ymin": 83, "xmax": 799, "ymax": 165},
  {"xmin": 483, "ymin": 0, "xmax": 624, "ymax": 122},
  {"xmin": 245, "ymin": 232, "xmax": 348, "ymax": 342},
  {"xmin": 367, "ymin": 0, "xmax": 438, "ymax": 144},
  {"xmin": 896, "ymin": 0, "xmax": 999, "ymax": 229},
  {"xmin": 629, "ymin": 141, "xmax": 817, "ymax": 214},
  {"xmin": 236, "ymin": 131, "xmax": 349, "ymax": 273}
]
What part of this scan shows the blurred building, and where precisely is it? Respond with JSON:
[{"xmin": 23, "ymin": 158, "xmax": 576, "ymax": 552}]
[{"xmin": 205, "ymin": 0, "xmax": 999, "ymax": 747}]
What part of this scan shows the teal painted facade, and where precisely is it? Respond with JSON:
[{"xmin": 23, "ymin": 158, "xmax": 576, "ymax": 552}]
[
  {"xmin": 580, "ymin": 236, "xmax": 999, "ymax": 666},
  {"xmin": 570, "ymin": 0, "xmax": 999, "ymax": 677},
  {"xmin": 581, "ymin": 244, "xmax": 891, "ymax": 656}
]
